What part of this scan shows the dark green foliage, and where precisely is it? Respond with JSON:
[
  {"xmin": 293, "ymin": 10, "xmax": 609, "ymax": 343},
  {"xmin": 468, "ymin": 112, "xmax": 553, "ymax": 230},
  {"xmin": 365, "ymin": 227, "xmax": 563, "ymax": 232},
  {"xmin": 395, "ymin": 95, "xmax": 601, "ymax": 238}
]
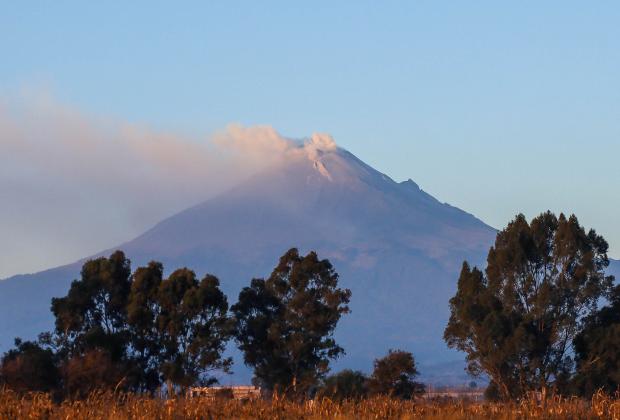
[
  {"xmin": 444, "ymin": 212, "xmax": 613, "ymax": 400},
  {"xmin": 156, "ymin": 269, "xmax": 232, "ymax": 389},
  {"xmin": 367, "ymin": 350, "xmax": 425, "ymax": 399},
  {"xmin": 51, "ymin": 251, "xmax": 131, "ymax": 359},
  {"xmin": 43, "ymin": 251, "xmax": 232, "ymax": 394},
  {"xmin": 573, "ymin": 285, "xmax": 620, "ymax": 396},
  {"xmin": 0, "ymin": 338, "xmax": 60, "ymax": 393},
  {"xmin": 50, "ymin": 251, "xmax": 132, "ymax": 392},
  {"xmin": 232, "ymin": 248, "xmax": 351, "ymax": 396},
  {"xmin": 126, "ymin": 261, "xmax": 165, "ymax": 391},
  {"xmin": 317, "ymin": 369, "xmax": 368, "ymax": 400}
]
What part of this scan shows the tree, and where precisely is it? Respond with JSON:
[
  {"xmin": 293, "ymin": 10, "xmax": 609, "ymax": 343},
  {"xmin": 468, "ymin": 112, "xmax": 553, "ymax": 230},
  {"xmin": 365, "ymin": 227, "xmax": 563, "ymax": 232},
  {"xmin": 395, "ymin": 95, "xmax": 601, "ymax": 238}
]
[
  {"xmin": 126, "ymin": 261, "xmax": 165, "ymax": 392},
  {"xmin": 50, "ymin": 253, "xmax": 233, "ymax": 394},
  {"xmin": 367, "ymin": 349, "xmax": 425, "ymax": 399},
  {"xmin": 61, "ymin": 349, "xmax": 125, "ymax": 399},
  {"xmin": 484, "ymin": 381, "xmax": 502, "ymax": 402},
  {"xmin": 156, "ymin": 268, "xmax": 232, "ymax": 391},
  {"xmin": 0, "ymin": 338, "xmax": 60, "ymax": 394},
  {"xmin": 50, "ymin": 251, "xmax": 133, "ymax": 394},
  {"xmin": 51, "ymin": 251, "xmax": 132, "ymax": 362},
  {"xmin": 317, "ymin": 369, "xmax": 368, "ymax": 400},
  {"xmin": 232, "ymin": 248, "xmax": 351, "ymax": 396},
  {"xmin": 444, "ymin": 212, "xmax": 613, "ymax": 400},
  {"xmin": 573, "ymin": 285, "xmax": 620, "ymax": 396}
]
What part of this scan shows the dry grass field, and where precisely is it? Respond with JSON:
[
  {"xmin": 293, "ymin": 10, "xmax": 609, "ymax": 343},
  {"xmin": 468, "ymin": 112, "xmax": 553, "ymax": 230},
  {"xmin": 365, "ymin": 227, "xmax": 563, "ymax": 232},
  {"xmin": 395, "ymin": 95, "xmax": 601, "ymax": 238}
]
[{"xmin": 1, "ymin": 390, "xmax": 620, "ymax": 420}]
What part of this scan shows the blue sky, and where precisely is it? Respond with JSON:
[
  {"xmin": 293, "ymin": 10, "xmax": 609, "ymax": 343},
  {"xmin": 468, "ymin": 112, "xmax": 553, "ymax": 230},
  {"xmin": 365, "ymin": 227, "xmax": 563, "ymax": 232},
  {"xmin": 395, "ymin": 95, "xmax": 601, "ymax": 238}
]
[{"xmin": 1, "ymin": 2, "xmax": 619, "ymax": 275}]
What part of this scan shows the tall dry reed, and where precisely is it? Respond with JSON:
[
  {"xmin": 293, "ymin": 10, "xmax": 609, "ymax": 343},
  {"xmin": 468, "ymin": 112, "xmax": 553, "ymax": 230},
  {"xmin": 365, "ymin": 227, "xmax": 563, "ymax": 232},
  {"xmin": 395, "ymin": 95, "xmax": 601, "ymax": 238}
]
[{"xmin": 0, "ymin": 389, "xmax": 619, "ymax": 419}]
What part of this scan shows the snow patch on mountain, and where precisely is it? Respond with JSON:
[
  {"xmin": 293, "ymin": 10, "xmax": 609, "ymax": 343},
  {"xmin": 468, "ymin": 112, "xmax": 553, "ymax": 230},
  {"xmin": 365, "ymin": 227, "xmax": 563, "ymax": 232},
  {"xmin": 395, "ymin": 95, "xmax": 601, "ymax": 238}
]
[{"xmin": 304, "ymin": 133, "xmax": 338, "ymax": 180}]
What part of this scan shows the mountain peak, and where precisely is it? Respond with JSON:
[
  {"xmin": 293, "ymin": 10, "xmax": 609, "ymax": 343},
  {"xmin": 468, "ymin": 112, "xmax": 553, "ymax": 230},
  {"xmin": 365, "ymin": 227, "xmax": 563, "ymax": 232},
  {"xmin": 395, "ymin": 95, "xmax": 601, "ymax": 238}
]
[
  {"xmin": 0, "ymin": 136, "xmax": 498, "ymax": 384},
  {"xmin": 401, "ymin": 178, "xmax": 421, "ymax": 191},
  {"xmin": 303, "ymin": 133, "xmax": 338, "ymax": 180},
  {"xmin": 306, "ymin": 132, "xmax": 337, "ymax": 154}
]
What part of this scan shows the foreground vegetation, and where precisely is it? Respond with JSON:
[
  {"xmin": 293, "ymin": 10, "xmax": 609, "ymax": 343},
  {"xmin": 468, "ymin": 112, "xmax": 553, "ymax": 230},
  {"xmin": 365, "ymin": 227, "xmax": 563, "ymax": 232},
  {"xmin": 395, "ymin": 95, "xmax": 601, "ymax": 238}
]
[
  {"xmin": 2, "ymin": 211, "xmax": 619, "ymax": 404},
  {"xmin": 1, "ymin": 390, "xmax": 620, "ymax": 419}
]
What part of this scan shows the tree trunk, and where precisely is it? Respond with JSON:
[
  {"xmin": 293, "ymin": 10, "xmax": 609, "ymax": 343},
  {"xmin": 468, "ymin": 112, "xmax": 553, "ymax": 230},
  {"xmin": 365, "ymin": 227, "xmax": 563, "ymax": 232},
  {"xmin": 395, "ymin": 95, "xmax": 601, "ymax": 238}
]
[
  {"xmin": 167, "ymin": 380, "xmax": 174, "ymax": 399},
  {"xmin": 499, "ymin": 380, "xmax": 512, "ymax": 401}
]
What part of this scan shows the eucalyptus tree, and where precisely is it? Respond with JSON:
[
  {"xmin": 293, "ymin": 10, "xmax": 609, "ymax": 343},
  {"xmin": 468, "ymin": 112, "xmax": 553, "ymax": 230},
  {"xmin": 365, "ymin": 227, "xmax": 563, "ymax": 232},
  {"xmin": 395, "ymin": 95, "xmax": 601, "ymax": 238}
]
[
  {"xmin": 444, "ymin": 212, "xmax": 613, "ymax": 400},
  {"xmin": 232, "ymin": 248, "xmax": 351, "ymax": 397},
  {"xmin": 573, "ymin": 285, "xmax": 620, "ymax": 396}
]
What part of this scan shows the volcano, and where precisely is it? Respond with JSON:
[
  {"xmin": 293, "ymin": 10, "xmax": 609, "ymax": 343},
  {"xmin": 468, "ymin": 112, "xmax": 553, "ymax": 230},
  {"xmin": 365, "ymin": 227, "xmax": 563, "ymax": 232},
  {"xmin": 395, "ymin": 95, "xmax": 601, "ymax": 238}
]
[{"xmin": 0, "ymin": 134, "xmax": 509, "ymax": 383}]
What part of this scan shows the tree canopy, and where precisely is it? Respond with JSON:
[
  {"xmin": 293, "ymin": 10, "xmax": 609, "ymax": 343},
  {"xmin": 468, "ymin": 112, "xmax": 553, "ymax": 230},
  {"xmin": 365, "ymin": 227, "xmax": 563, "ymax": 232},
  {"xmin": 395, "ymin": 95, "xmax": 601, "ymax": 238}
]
[
  {"xmin": 155, "ymin": 269, "xmax": 232, "ymax": 388},
  {"xmin": 367, "ymin": 350, "xmax": 425, "ymax": 399},
  {"xmin": 232, "ymin": 248, "xmax": 351, "ymax": 396},
  {"xmin": 573, "ymin": 285, "xmax": 620, "ymax": 396},
  {"xmin": 444, "ymin": 212, "xmax": 613, "ymax": 400},
  {"xmin": 317, "ymin": 369, "xmax": 368, "ymax": 401},
  {"xmin": 0, "ymin": 338, "xmax": 60, "ymax": 394},
  {"xmin": 51, "ymin": 250, "xmax": 132, "ymax": 361},
  {"xmin": 46, "ymin": 251, "xmax": 232, "ymax": 394}
]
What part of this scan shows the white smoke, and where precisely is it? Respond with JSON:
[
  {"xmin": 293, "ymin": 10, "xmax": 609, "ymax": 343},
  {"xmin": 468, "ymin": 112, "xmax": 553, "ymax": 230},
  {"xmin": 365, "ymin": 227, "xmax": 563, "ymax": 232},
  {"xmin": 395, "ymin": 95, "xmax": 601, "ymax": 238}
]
[{"xmin": 0, "ymin": 94, "xmax": 338, "ymax": 278}]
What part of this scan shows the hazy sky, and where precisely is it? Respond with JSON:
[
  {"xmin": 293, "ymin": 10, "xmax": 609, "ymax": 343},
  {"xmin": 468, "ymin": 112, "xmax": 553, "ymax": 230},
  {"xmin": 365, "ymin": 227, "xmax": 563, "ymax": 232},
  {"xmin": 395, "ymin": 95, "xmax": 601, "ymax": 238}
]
[{"xmin": 1, "ymin": 2, "xmax": 619, "ymax": 277}]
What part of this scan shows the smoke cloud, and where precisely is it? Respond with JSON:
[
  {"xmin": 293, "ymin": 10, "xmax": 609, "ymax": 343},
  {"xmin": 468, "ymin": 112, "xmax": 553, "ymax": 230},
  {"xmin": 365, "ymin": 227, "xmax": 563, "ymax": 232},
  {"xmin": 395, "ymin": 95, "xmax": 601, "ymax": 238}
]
[{"xmin": 0, "ymin": 94, "xmax": 334, "ymax": 278}]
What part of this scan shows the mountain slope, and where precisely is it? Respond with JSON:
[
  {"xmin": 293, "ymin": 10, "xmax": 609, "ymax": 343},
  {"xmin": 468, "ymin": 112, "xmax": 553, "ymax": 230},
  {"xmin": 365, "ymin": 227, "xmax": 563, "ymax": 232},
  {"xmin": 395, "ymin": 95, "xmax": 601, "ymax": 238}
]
[
  {"xmin": 115, "ymin": 141, "xmax": 496, "ymax": 368},
  {"xmin": 0, "ymin": 138, "xmax": 495, "ymax": 383},
  {"xmin": 3, "ymin": 137, "xmax": 614, "ymax": 383}
]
